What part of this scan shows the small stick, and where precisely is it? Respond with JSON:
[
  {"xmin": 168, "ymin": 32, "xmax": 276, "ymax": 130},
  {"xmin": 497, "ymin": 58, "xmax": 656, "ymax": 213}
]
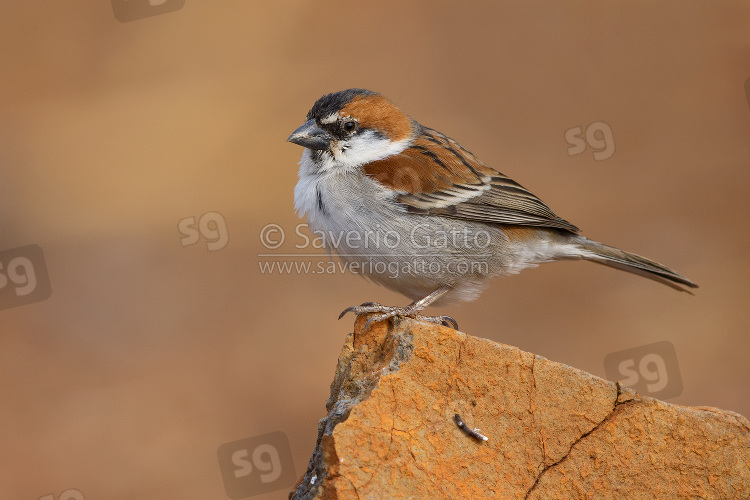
[{"xmin": 453, "ymin": 413, "xmax": 488, "ymax": 442}]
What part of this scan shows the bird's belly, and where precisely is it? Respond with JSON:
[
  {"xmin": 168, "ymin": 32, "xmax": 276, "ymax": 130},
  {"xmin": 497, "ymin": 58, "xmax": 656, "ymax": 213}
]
[
  {"xmin": 308, "ymin": 200, "xmax": 509, "ymax": 302},
  {"xmin": 297, "ymin": 172, "xmax": 554, "ymax": 304}
]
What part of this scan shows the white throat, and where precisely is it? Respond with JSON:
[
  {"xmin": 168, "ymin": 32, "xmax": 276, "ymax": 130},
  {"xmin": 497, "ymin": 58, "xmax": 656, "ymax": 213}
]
[{"xmin": 294, "ymin": 141, "xmax": 410, "ymax": 219}]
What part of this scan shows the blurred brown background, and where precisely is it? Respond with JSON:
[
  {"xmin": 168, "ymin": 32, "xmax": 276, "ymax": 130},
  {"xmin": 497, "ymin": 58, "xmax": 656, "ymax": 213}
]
[{"xmin": 1, "ymin": 2, "xmax": 749, "ymax": 499}]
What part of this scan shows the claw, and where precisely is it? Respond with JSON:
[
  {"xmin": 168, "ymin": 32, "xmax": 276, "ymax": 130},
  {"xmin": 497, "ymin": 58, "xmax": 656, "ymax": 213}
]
[
  {"xmin": 363, "ymin": 314, "xmax": 383, "ymax": 331},
  {"xmin": 338, "ymin": 306, "xmax": 357, "ymax": 320},
  {"xmin": 438, "ymin": 316, "xmax": 459, "ymax": 330},
  {"xmin": 338, "ymin": 302, "xmax": 380, "ymax": 320},
  {"xmin": 337, "ymin": 300, "xmax": 459, "ymax": 331}
]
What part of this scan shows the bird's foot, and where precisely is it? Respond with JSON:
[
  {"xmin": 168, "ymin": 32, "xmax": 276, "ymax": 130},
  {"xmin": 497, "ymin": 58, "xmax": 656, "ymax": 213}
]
[{"xmin": 339, "ymin": 302, "xmax": 458, "ymax": 330}]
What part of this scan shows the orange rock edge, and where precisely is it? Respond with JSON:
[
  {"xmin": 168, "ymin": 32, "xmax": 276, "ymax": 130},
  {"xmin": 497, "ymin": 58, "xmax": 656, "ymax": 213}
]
[{"xmin": 290, "ymin": 318, "xmax": 750, "ymax": 499}]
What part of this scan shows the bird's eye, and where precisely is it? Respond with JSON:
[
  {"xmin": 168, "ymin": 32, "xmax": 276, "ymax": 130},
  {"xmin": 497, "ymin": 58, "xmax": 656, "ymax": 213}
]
[{"xmin": 341, "ymin": 120, "xmax": 357, "ymax": 133}]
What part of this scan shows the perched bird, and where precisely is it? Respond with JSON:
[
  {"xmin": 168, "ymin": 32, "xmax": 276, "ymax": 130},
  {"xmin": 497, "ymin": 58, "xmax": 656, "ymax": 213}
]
[{"xmin": 288, "ymin": 89, "xmax": 697, "ymax": 328}]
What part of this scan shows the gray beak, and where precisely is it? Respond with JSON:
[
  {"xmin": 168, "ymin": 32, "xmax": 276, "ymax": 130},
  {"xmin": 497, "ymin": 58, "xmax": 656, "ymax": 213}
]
[{"xmin": 287, "ymin": 119, "xmax": 333, "ymax": 150}]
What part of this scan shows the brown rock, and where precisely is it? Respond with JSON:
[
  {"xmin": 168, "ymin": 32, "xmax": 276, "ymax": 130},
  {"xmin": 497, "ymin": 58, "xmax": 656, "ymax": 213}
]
[{"xmin": 290, "ymin": 318, "xmax": 750, "ymax": 499}]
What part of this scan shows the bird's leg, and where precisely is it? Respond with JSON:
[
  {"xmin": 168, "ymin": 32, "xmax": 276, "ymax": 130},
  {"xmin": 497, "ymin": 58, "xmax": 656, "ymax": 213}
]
[{"xmin": 338, "ymin": 286, "xmax": 458, "ymax": 330}]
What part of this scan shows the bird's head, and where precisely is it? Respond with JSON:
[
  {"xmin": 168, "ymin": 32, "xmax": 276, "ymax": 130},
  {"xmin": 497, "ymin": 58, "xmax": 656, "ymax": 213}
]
[{"xmin": 288, "ymin": 89, "xmax": 416, "ymax": 172}]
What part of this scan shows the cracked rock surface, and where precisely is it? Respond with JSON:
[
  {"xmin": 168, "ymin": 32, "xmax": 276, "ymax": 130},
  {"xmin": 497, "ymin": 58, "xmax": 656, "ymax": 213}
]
[{"xmin": 290, "ymin": 318, "xmax": 750, "ymax": 500}]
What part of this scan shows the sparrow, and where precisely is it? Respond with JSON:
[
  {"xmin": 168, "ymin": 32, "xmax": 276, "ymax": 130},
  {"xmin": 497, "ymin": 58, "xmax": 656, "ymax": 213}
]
[{"xmin": 287, "ymin": 88, "xmax": 697, "ymax": 329}]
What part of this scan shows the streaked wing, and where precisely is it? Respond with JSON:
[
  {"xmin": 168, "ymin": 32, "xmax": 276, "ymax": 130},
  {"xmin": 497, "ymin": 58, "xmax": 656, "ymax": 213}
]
[{"xmin": 363, "ymin": 126, "xmax": 580, "ymax": 233}]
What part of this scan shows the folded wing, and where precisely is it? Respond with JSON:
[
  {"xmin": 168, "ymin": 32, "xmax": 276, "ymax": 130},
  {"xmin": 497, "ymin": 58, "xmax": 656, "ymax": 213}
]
[{"xmin": 363, "ymin": 126, "xmax": 580, "ymax": 233}]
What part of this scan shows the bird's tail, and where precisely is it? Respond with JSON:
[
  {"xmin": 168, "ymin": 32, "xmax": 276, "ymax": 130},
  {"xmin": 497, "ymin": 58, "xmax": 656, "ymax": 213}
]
[{"xmin": 571, "ymin": 236, "xmax": 698, "ymax": 293}]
